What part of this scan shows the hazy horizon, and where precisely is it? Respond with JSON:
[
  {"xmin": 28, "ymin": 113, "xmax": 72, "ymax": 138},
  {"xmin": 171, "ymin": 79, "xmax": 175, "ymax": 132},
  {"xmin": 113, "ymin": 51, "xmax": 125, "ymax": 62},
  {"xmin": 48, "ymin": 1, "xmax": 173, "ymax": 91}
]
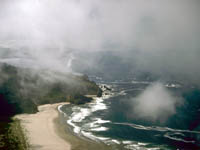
[{"xmin": 0, "ymin": 0, "xmax": 200, "ymax": 85}]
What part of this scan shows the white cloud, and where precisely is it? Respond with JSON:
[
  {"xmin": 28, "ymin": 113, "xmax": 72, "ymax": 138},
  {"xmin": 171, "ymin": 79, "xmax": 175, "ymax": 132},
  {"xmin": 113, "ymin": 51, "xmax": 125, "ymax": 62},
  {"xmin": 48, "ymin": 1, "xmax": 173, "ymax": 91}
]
[
  {"xmin": 131, "ymin": 82, "xmax": 183, "ymax": 122},
  {"xmin": 0, "ymin": 0, "xmax": 199, "ymax": 80}
]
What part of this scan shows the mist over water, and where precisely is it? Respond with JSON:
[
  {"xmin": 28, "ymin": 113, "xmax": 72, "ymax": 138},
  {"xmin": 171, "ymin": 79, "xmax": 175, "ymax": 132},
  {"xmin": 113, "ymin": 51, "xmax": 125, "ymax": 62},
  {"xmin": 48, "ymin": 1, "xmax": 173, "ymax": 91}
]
[
  {"xmin": 61, "ymin": 77, "xmax": 200, "ymax": 150},
  {"xmin": 131, "ymin": 82, "xmax": 183, "ymax": 122}
]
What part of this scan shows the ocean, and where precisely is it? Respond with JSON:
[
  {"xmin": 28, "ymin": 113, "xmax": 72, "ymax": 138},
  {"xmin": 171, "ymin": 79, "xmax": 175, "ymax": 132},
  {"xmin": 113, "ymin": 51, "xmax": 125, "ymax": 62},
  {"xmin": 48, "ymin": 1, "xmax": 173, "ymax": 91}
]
[{"xmin": 59, "ymin": 77, "xmax": 200, "ymax": 150}]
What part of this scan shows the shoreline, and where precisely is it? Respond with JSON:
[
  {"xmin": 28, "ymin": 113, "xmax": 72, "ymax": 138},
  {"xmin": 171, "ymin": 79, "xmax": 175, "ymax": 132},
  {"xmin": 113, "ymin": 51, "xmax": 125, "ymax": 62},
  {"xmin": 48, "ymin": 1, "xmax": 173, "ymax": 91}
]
[
  {"xmin": 15, "ymin": 102, "xmax": 113, "ymax": 150},
  {"xmin": 56, "ymin": 103, "xmax": 114, "ymax": 150},
  {"xmin": 15, "ymin": 102, "xmax": 71, "ymax": 150},
  {"xmin": 55, "ymin": 85, "xmax": 117, "ymax": 150}
]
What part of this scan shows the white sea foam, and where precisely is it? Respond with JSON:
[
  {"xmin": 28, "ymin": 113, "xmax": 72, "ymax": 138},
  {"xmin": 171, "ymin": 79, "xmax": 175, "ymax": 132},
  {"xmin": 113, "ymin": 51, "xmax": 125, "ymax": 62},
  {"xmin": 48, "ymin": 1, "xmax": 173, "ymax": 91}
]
[
  {"xmin": 62, "ymin": 84, "xmax": 117, "ymax": 145},
  {"xmin": 67, "ymin": 119, "xmax": 81, "ymax": 134},
  {"xmin": 58, "ymin": 105, "xmax": 64, "ymax": 114},
  {"xmin": 122, "ymin": 141, "xmax": 152, "ymax": 150},
  {"xmin": 138, "ymin": 142, "xmax": 148, "ymax": 146},
  {"xmin": 68, "ymin": 97, "xmax": 109, "ymax": 128},
  {"xmin": 66, "ymin": 107, "xmax": 92, "ymax": 134},
  {"xmin": 91, "ymin": 97, "xmax": 107, "ymax": 111},
  {"xmin": 94, "ymin": 118, "xmax": 111, "ymax": 124},
  {"xmin": 86, "ymin": 121, "xmax": 99, "ymax": 128},
  {"xmin": 58, "ymin": 104, "xmax": 82, "ymax": 133},
  {"xmin": 57, "ymin": 105, "xmax": 63, "ymax": 112},
  {"xmin": 165, "ymin": 83, "xmax": 181, "ymax": 88},
  {"xmin": 111, "ymin": 139, "xmax": 121, "ymax": 144},
  {"xmin": 125, "ymin": 144, "xmax": 140, "ymax": 150},
  {"xmin": 122, "ymin": 141, "xmax": 133, "ymax": 144},
  {"xmin": 71, "ymin": 108, "xmax": 91, "ymax": 122},
  {"xmin": 59, "ymin": 82, "xmax": 196, "ymax": 150},
  {"xmin": 164, "ymin": 132, "xmax": 195, "ymax": 143},
  {"xmin": 102, "ymin": 94, "xmax": 113, "ymax": 99},
  {"xmin": 58, "ymin": 104, "xmax": 67, "ymax": 117},
  {"xmin": 119, "ymin": 90, "xmax": 127, "ymax": 96},
  {"xmin": 63, "ymin": 84, "xmax": 114, "ymax": 139},
  {"xmin": 85, "ymin": 118, "xmax": 111, "ymax": 131},
  {"xmin": 115, "ymin": 122, "xmax": 200, "ymax": 134},
  {"xmin": 62, "ymin": 82, "xmax": 181, "ymax": 150},
  {"xmin": 96, "ymin": 136, "xmax": 110, "ymax": 141},
  {"xmin": 125, "ymin": 143, "xmax": 159, "ymax": 150},
  {"xmin": 81, "ymin": 131, "xmax": 110, "ymax": 141},
  {"xmin": 90, "ymin": 127, "xmax": 109, "ymax": 131}
]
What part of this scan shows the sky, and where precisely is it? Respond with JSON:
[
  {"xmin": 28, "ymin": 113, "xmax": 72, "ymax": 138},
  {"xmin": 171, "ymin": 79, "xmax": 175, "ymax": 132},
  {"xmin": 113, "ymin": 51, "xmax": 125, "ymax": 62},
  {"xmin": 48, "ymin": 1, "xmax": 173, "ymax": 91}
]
[{"xmin": 0, "ymin": 0, "xmax": 200, "ymax": 83}]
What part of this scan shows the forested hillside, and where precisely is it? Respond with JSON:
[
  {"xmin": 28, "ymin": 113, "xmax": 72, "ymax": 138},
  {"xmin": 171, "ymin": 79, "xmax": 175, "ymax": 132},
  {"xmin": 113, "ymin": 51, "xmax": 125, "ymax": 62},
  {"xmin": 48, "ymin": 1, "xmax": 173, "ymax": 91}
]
[
  {"xmin": 0, "ymin": 63, "xmax": 102, "ymax": 149},
  {"xmin": 0, "ymin": 63, "xmax": 101, "ymax": 116}
]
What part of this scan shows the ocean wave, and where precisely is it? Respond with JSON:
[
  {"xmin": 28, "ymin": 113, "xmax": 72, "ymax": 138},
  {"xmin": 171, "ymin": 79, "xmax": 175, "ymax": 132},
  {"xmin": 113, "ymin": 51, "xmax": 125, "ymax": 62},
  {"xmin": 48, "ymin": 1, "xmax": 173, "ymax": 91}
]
[
  {"xmin": 124, "ymin": 143, "xmax": 159, "ymax": 150},
  {"xmin": 81, "ymin": 131, "xmax": 110, "ymax": 141},
  {"xmin": 85, "ymin": 118, "xmax": 111, "ymax": 132},
  {"xmin": 90, "ymin": 97, "xmax": 108, "ymax": 111},
  {"xmin": 118, "ymin": 90, "xmax": 127, "ymax": 96},
  {"xmin": 67, "ymin": 119, "xmax": 81, "ymax": 134},
  {"xmin": 122, "ymin": 141, "xmax": 133, "ymax": 144},
  {"xmin": 111, "ymin": 139, "xmax": 121, "ymax": 144},
  {"xmin": 164, "ymin": 132, "xmax": 195, "ymax": 143},
  {"xmin": 90, "ymin": 127, "xmax": 109, "ymax": 131},
  {"xmin": 165, "ymin": 83, "xmax": 181, "ymax": 88},
  {"xmin": 58, "ymin": 80, "xmax": 199, "ymax": 149},
  {"xmin": 122, "ymin": 140, "xmax": 161, "ymax": 150},
  {"xmin": 71, "ymin": 107, "xmax": 91, "ymax": 122},
  {"xmin": 114, "ymin": 122, "xmax": 200, "ymax": 134},
  {"xmin": 66, "ymin": 107, "xmax": 92, "ymax": 134},
  {"xmin": 81, "ymin": 130, "xmax": 124, "ymax": 146},
  {"xmin": 57, "ymin": 104, "xmax": 67, "ymax": 117},
  {"xmin": 63, "ymin": 83, "xmax": 114, "ymax": 137},
  {"xmin": 68, "ymin": 97, "xmax": 108, "ymax": 125},
  {"xmin": 93, "ymin": 118, "xmax": 111, "ymax": 124},
  {"xmin": 57, "ymin": 105, "xmax": 64, "ymax": 113}
]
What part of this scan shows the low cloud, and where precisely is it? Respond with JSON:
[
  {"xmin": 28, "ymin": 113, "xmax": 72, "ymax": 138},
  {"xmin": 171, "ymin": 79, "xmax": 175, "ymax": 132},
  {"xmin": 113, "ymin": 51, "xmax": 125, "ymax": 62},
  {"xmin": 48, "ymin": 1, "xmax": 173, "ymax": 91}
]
[
  {"xmin": 131, "ymin": 82, "xmax": 183, "ymax": 122},
  {"xmin": 0, "ymin": 0, "xmax": 200, "ymax": 84}
]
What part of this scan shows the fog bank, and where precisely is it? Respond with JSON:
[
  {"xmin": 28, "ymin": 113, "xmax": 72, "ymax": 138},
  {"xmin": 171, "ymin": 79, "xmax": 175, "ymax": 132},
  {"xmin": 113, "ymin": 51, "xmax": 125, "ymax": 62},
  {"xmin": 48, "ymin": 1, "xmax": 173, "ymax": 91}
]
[
  {"xmin": 0, "ymin": 0, "xmax": 200, "ymax": 84},
  {"xmin": 131, "ymin": 82, "xmax": 183, "ymax": 122}
]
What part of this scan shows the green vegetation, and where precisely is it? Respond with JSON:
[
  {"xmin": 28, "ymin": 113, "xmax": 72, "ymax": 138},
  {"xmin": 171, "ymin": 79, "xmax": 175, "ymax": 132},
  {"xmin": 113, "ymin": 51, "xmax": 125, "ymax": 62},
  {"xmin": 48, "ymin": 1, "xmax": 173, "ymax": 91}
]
[
  {"xmin": 0, "ymin": 119, "xmax": 28, "ymax": 150},
  {"xmin": 68, "ymin": 94, "xmax": 92, "ymax": 105},
  {"xmin": 0, "ymin": 64, "xmax": 38, "ymax": 115},
  {"xmin": 0, "ymin": 63, "xmax": 100, "ymax": 115},
  {"xmin": 97, "ymin": 88, "xmax": 103, "ymax": 97},
  {"xmin": 0, "ymin": 63, "xmax": 101, "ymax": 150}
]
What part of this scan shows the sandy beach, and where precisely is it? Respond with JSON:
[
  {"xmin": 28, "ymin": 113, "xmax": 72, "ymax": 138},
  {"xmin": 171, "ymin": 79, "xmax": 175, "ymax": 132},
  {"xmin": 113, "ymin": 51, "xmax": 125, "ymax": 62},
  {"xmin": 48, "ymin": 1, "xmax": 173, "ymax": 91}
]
[{"xmin": 15, "ymin": 103, "xmax": 71, "ymax": 150}]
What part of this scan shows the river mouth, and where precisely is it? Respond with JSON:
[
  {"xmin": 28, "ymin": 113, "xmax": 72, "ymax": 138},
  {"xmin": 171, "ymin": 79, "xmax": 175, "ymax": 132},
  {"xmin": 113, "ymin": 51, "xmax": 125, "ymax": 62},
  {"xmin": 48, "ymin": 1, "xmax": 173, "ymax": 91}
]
[{"xmin": 59, "ymin": 79, "xmax": 200, "ymax": 150}]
